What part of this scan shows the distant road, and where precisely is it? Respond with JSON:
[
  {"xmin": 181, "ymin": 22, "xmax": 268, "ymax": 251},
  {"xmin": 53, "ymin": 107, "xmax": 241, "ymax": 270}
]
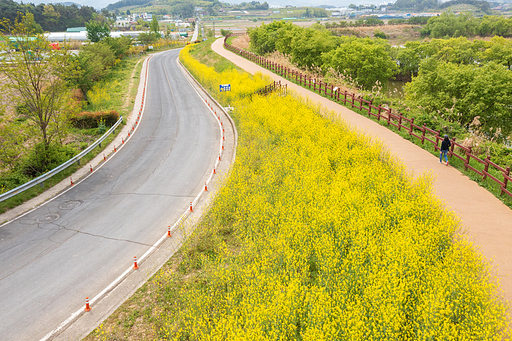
[
  {"xmin": 0, "ymin": 48, "xmax": 219, "ymax": 341},
  {"xmin": 191, "ymin": 19, "xmax": 199, "ymax": 41}
]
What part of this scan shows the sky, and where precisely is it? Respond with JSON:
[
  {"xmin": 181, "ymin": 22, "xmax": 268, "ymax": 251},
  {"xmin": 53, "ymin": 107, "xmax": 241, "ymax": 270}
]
[{"xmin": 14, "ymin": 0, "xmax": 387, "ymax": 10}]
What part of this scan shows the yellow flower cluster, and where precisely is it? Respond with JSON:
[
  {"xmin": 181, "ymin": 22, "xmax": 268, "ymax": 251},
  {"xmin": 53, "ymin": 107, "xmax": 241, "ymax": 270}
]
[
  {"xmin": 166, "ymin": 49, "xmax": 511, "ymax": 339},
  {"xmin": 87, "ymin": 80, "xmax": 121, "ymax": 110},
  {"xmin": 179, "ymin": 44, "xmax": 270, "ymax": 102}
]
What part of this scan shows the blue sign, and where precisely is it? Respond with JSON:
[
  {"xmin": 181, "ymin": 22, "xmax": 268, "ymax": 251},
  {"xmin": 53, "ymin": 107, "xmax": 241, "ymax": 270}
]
[{"xmin": 219, "ymin": 84, "xmax": 231, "ymax": 92}]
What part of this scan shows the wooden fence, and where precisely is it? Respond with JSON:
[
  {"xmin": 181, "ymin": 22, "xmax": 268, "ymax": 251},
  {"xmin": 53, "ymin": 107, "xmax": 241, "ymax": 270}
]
[
  {"xmin": 223, "ymin": 34, "xmax": 512, "ymax": 199},
  {"xmin": 253, "ymin": 80, "xmax": 287, "ymax": 97}
]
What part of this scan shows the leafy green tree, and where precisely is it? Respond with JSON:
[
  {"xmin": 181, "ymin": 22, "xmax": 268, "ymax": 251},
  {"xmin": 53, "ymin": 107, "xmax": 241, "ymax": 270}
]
[
  {"xmin": 483, "ymin": 36, "xmax": 512, "ymax": 70},
  {"xmin": 405, "ymin": 59, "xmax": 512, "ymax": 138},
  {"xmin": 23, "ymin": 10, "xmax": 43, "ymax": 33},
  {"xmin": 138, "ymin": 31, "xmax": 160, "ymax": 45},
  {"xmin": 85, "ymin": 20, "xmax": 110, "ymax": 42},
  {"xmin": 61, "ymin": 38, "xmax": 119, "ymax": 103},
  {"xmin": 274, "ymin": 23, "xmax": 301, "ymax": 55},
  {"xmin": 322, "ymin": 37, "xmax": 397, "ymax": 90},
  {"xmin": 248, "ymin": 21, "xmax": 292, "ymax": 54},
  {"xmin": 0, "ymin": 13, "xmax": 74, "ymax": 147},
  {"xmin": 289, "ymin": 26, "xmax": 339, "ymax": 68},
  {"xmin": 394, "ymin": 42, "xmax": 423, "ymax": 78},
  {"xmin": 365, "ymin": 16, "xmax": 384, "ymax": 26},
  {"xmin": 103, "ymin": 35, "xmax": 132, "ymax": 59},
  {"xmin": 150, "ymin": 16, "xmax": 159, "ymax": 34},
  {"xmin": 422, "ymin": 11, "xmax": 479, "ymax": 38}
]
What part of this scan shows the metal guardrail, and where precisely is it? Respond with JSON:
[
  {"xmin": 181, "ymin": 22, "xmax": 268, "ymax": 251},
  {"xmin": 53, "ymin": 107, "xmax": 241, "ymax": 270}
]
[{"xmin": 0, "ymin": 116, "xmax": 124, "ymax": 203}]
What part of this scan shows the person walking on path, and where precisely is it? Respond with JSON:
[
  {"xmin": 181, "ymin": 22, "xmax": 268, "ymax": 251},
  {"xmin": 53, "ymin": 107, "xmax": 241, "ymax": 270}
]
[{"xmin": 440, "ymin": 135, "xmax": 451, "ymax": 166}]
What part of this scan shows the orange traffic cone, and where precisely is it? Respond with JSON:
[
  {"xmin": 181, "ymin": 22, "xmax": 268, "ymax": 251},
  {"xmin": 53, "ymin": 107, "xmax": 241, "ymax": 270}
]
[{"xmin": 84, "ymin": 297, "xmax": 91, "ymax": 312}]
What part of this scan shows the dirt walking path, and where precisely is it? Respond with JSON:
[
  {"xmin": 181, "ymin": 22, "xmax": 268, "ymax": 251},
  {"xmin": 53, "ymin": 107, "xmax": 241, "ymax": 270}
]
[{"xmin": 211, "ymin": 38, "xmax": 512, "ymax": 307}]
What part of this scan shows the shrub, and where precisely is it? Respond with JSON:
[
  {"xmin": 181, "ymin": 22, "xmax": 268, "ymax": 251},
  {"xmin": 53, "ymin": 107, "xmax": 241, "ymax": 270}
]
[
  {"xmin": 374, "ymin": 29, "xmax": 387, "ymax": 39},
  {"xmin": 69, "ymin": 110, "xmax": 119, "ymax": 129},
  {"xmin": 0, "ymin": 171, "xmax": 30, "ymax": 192},
  {"xmin": 21, "ymin": 143, "xmax": 77, "ymax": 177}
]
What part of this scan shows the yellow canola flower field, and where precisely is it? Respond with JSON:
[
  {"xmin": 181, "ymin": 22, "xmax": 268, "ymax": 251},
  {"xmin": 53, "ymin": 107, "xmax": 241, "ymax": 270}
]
[
  {"xmin": 173, "ymin": 46, "xmax": 511, "ymax": 340},
  {"xmin": 180, "ymin": 44, "xmax": 270, "ymax": 101}
]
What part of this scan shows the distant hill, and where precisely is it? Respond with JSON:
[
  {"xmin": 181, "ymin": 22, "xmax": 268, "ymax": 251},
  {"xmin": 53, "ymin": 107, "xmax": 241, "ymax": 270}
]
[
  {"xmin": 106, "ymin": 0, "xmax": 152, "ymax": 11},
  {"xmin": 394, "ymin": 0, "xmax": 491, "ymax": 12},
  {"xmin": 106, "ymin": 0, "xmax": 221, "ymax": 17}
]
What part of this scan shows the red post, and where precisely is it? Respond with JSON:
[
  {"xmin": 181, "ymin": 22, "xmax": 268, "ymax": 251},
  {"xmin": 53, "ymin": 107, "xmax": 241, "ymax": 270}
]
[
  {"xmin": 465, "ymin": 147, "xmax": 472, "ymax": 171},
  {"xmin": 483, "ymin": 156, "xmax": 490, "ymax": 180},
  {"xmin": 133, "ymin": 256, "xmax": 139, "ymax": 269},
  {"xmin": 449, "ymin": 137, "xmax": 456, "ymax": 157},
  {"xmin": 502, "ymin": 167, "xmax": 510, "ymax": 196}
]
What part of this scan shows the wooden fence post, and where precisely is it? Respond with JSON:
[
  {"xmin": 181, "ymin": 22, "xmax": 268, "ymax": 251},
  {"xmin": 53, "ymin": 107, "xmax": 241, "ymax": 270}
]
[
  {"xmin": 483, "ymin": 156, "xmax": 490, "ymax": 180},
  {"xmin": 502, "ymin": 167, "xmax": 510, "ymax": 196},
  {"xmin": 421, "ymin": 124, "xmax": 426, "ymax": 144},
  {"xmin": 465, "ymin": 147, "xmax": 472, "ymax": 171}
]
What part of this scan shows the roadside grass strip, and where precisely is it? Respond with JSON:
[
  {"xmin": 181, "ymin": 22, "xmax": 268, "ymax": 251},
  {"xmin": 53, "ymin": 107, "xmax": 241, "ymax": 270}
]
[{"xmin": 88, "ymin": 45, "xmax": 511, "ymax": 340}]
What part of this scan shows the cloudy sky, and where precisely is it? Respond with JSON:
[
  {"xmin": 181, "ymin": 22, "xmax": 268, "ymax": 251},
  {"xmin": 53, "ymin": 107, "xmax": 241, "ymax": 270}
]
[{"xmin": 16, "ymin": 0, "xmax": 385, "ymax": 10}]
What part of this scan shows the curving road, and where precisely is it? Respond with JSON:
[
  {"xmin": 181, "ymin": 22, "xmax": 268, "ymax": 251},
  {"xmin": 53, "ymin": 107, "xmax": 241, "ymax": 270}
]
[{"xmin": 0, "ymin": 48, "xmax": 220, "ymax": 341}]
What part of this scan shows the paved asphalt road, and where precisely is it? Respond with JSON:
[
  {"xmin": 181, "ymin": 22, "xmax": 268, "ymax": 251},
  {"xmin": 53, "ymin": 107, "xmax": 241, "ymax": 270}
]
[{"xmin": 0, "ymin": 48, "xmax": 219, "ymax": 341}]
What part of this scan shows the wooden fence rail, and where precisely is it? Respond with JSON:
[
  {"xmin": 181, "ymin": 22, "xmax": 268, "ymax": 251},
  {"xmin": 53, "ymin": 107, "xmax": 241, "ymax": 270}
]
[
  {"xmin": 223, "ymin": 35, "xmax": 512, "ymax": 200},
  {"xmin": 253, "ymin": 80, "xmax": 287, "ymax": 97}
]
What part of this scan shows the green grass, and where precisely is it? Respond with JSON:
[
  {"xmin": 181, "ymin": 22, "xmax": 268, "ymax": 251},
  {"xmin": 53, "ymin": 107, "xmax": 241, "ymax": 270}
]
[
  {"xmin": 0, "ymin": 132, "xmax": 118, "ymax": 217},
  {"xmin": 189, "ymin": 38, "xmax": 243, "ymax": 73}
]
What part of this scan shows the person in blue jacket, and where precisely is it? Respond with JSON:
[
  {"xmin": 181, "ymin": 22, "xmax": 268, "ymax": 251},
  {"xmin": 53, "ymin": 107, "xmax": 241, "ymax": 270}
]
[{"xmin": 439, "ymin": 135, "xmax": 451, "ymax": 166}]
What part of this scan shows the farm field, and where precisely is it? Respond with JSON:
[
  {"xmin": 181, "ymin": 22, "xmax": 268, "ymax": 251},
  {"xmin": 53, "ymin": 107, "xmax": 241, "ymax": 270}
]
[{"xmin": 85, "ymin": 43, "xmax": 510, "ymax": 340}]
